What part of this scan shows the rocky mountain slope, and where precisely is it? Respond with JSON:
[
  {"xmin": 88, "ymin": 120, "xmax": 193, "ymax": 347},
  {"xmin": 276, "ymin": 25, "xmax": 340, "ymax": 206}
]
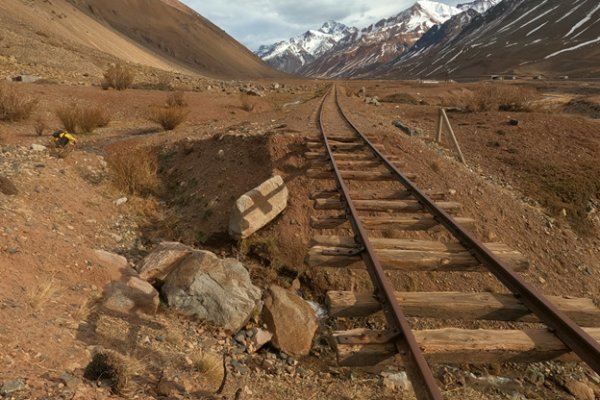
[
  {"xmin": 0, "ymin": 0, "xmax": 279, "ymax": 80},
  {"xmin": 382, "ymin": 0, "xmax": 600, "ymax": 79},
  {"xmin": 298, "ymin": 0, "xmax": 498, "ymax": 78},
  {"xmin": 256, "ymin": 21, "xmax": 357, "ymax": 74}
]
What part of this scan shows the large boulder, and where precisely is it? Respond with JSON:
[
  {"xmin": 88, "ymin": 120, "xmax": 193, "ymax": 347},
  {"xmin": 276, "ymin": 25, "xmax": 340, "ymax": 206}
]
[
  {"xmin": 228, "ymin": 175, "xmax": 288, "ymax": 240},
  {"xmin": 102, "ymin": 276, "xmax": 160, "ymax": 315},
  {"xmin": 262, "ymin": 285, "xmax": 317, "ymax": 356},
  {"xmin": 136, "ymin": 242, "xmax": 194, "ymax": 283},
  {"xmin": 161, "ymin": 251, "xmax": 261, "ymax": 331}
]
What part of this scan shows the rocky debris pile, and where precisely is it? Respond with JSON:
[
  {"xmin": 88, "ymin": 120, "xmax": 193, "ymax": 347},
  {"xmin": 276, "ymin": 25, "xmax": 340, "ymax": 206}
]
[
  {"xmin": 229, "ymin": 175, "xmax": 289, "ymax": 240},
  {"xmin": 239, "ymin": 84, "xmax": 264, "ymax": 97}
]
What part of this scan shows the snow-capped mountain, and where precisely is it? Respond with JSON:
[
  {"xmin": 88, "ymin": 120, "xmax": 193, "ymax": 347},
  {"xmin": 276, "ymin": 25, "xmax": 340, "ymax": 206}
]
[
  {"xmin": 381, "ymin": 0, "xmax": 600, "ymax": 79},
  {"xmin": 457, "ymin": 0, "xmax": 502, "ymax": 14},
  {"xmin": 255, "ymin": 21, "xmax": 357, "ymax": 74},
  {"xmin": 299, "ymin": 0, "xmax": 464, "ymax": 78}
]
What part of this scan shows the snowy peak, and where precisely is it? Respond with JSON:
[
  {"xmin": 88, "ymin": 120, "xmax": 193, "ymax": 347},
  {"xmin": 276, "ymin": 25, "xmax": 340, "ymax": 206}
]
[
  {"xmin": 457, "ymin": 0, "xmax": 501, "ymax": 14},
  {"xmin": 255, "ymin": 20, "xmax": 356, "ymax": 73},
  {"xmin": 319, "ymin": 20, "xmax": 350, "ymax": 35}
]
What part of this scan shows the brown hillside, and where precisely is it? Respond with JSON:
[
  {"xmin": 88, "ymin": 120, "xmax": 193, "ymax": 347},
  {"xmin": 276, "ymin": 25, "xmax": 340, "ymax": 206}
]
[
  {"xmin": 0, "ymin": 0, "xmax": 280, "ymax": 80},
  {"xmin": 71, "ymin": 0, "xmax": 281, "ymax": 79}
]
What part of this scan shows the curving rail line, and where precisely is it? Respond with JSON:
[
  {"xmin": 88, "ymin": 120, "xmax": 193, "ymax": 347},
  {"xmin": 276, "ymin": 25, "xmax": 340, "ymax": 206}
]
[{"xmin": 310, "ymin": 86, "xmax": 600, "ymax": 400}]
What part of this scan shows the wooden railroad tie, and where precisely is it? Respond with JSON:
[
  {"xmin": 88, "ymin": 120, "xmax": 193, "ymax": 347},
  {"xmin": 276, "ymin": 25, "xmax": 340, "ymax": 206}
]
[
  {"xmin": 313, "ymin": 199, "xmax": 461, "ymax": 213},
  {"xmin": 326, "ymin": 291, "xmax": 600, "ymax": 326},
  {"xmin": 331, "ymin": 327, "xmax": 600, "ymax": 367},
  {"xmin": 310, "ymin": 215, "xmax": 476, "ymax": 231},
  {"xmin": 309, "ymin": 188, "xmax": 447, "ymax": 201},
  {"xmin": 304, "ymin": 151, "xmax": 403, "ymax": 162},
  {"xmin": 305, "ymin": 244, "xmax": 529, "ymax": 272},
  {"xmin": 307, "ymin": 169, "xmax": 418, "ymax": 181}
]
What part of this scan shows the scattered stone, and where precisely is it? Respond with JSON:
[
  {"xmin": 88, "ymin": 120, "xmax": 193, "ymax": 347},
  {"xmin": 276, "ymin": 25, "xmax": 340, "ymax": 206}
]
[
  {"xmin": 30, "ymin": 144, "xmax": 47, "ymax": 152},
  {"xmin": 230, "ymin": 360, "xmax": 249, "ymax": 375},
  {"xmin": 217, "ymin": 149, "xmax": 225, "ymax": 159},
  {"xmin": 448, "ymin": 189, "xmax": 457, "ymax": 196},
  {"xmin": 136, "ymin": 241, "xmax": 194, "ymax": 283},
  {"xmin": 393, "ymin": 120, "xmax": 420, "ymax": 137},
  {"xmin": 509, "ymin": 119, "xmax": 519, "ymax": 126},
  {"xmin": 565, "ymin": 380, "xmax": 595, "ymax": 400},
  {"xmin": 11, "ymin": 74, "xmax": 40, "ymax": 83},
  {"xmin": 247, "ymin": 328, "xmax": 273, "ymax": 353},
  {"xmin": 162, "ymin": 250, "xmax": 261, "ymax": 331},
  {"xmin": 102, "ymin": 276, "xmax": 160, "ymax": 315},
  {"xmin": 59, "ymin": 372, "xmax": 81, "ymax": 390},
  {"xmin": 0, "ymin": 176, "xmax": 18, "ymax": 196},
  {"xmin": 94, "ymin": 250, "xmax": 128, "ymax": 274},
  {"xmin": 382, "ymin": 372, "xmax": 412, "ymax": 392},
  {"xmin": 229, "ymin": 175, "xmax": 289, "ymax": 240},
  {"xmin": 114, "ymin": 197, "xmax": 128, "ymax": 206},
  {"xmin": 0, "ymin": 379, "xmax": 26, "ymax": 395},
  {"xmin": 262, "ymin": 285, "xmax": 318, "ymax": 356}
]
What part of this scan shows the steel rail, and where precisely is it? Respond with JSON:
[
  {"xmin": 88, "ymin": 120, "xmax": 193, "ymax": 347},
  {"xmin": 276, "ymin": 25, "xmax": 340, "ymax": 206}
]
[
  {"xmin": 318, "ymin": 90, "xmax": 444, "ymax": 400},
  {"xmin": 332, "ymin": 86, "xmax": 600, "ymax": 374}
]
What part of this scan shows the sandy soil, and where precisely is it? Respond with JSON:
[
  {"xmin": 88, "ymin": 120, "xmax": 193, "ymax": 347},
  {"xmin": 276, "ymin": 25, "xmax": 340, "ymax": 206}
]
[{"xmin": 1, "ymin": 78, "xmax": 599, "ymax": 399}]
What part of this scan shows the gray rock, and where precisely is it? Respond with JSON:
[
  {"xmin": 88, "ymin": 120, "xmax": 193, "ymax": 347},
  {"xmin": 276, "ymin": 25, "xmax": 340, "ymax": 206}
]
[
  {"xmin": 161, "ymin": 251, "xmax": 261, "ymax": 331},
  {"xmin": 262, "ymin": 285, "xmax": 317, "ymax": 356},
  {"xmin": 382, "ymin": 372, "xmax": 412, "ymax": 392},
  {"xmin": 114, "ymin": 197, "xmax": 128, "ymax": 206},
  {"xmin": 30, "ymin": 144, "xmax": 47, "ymax": 152},
  {"xmin": 136, "ymin": 242, "xmax": 194, "ymax": 283},
  {"xmin": 1, "ymin": 379, "xmax": 26, "ymax": 395},
  {"xmin": 228, "ymin": 175, "xmax": 288, "ymax": 240},
  {"xmin": 102, "ymin": 276, "xmax": 160, "ymax": 315}
]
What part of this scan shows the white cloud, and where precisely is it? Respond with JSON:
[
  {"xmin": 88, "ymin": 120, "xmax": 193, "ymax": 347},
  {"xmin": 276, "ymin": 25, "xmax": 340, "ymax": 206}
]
[{"xmin": 182, "ymin": 0, "xmax": 462, "ymax": 51}]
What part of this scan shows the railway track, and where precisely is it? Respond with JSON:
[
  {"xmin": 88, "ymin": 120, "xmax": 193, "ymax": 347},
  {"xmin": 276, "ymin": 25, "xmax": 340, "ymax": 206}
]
[{"xmin": 305, "ymin": 86, "xmax": 600, "ymax": 399}]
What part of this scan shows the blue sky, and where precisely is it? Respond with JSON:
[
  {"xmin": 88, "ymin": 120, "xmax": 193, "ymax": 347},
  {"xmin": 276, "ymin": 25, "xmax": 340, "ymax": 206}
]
[{"xmin": 181, "ymin": 0, "xmax": 464, "ymax": 51}]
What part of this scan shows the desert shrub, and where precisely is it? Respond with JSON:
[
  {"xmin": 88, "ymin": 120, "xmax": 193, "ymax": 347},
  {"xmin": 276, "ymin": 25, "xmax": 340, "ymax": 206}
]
[
  {"xmin": 105, "ymin": 146, "xmax": 159, "ymax": 196},
  {"xmin": 55, "ymin": 103, "xmax": 111, "ymax": 133},
  {"xmin": 102, "ymin": 63, "xmax": 135, "ymax": 90},
  {"xmin": 239, "ymin": 93, "xmax": 255, "ymax": 112},
  {"xmin": 149, "ymin": 106, "xmax": 188, "ymax": 131},
  {"xmin": 34, "ymin": 117, "xmax": 47, "ymax": 136},
  {"xmin": 55, "ymin": 104, "xmax": 79, "ymax": 132},
  {"xmin": 465, "ymin": 84, "xmax": 538, "ymax": 112},
  {"xmin": 77, "ymin": 106, "xmax": 110, "ymax": 133},
  {"xmin": 166, "ymin": 91, "xmax": 187, "ymax": 107},
  {"xmin": 0, "ymin": 85, "xmax": 38, "ymax": 121},
  {"xmin": 84, "ymin": 350, "xmax": 130, "ymax": 394}
]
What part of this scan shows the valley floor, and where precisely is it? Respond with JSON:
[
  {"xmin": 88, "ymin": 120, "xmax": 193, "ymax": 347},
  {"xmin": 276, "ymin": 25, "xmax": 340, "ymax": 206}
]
[{"xmin": 0, "ymin": 78, "xmax": 599, "ymax": 399}]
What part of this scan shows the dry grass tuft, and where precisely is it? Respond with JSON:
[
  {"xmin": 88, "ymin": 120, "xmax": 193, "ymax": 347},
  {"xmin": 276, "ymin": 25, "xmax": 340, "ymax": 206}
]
[
  {"xmin": 241, "ymin": 233, "xmax": 283, "ymax": 269},
  {"xmin": 102, "ymin": 63, "xmax": 135, "ymax": 90},
  {"xmin": 239, "ymin": 93, "xmax": 256, "ymax": 112},
  {"xmin": 149, "ymin": 106, "xmax": 188, "ymax": 131},
  {"xmin": 165, "ymin": 331, "xmax": 184, "ymax": 347},
  {"xmin": 105, "ymin": 146, "xmax": 160, "ymax": 196},
  {"xmin": 191, "ymin": 352, "xmax": 222, "ymax": 379},
  {"xmin": 0, "ymin": 85, "xmax": 38, "ymax": 121},
  {"xmin": 34, "ymin": 117, "xmax": 47, "ymax": 136},
  {"xmin": 27, "ymin": 276, "xmax": 60, "ymax": 310},
  {"xmin": 84, "ymin": 349, "xmax": 131, "ymax": 394},
  {"xmin": 465, "ymin": 84, "xmax": 538, "ymax": 112},
  {"xmin": 55, "ymin": 103, "xmax": 111, "ymax": 133},
  {"xmin": 166, "ymin": 91, "xmax": 187, "ymax": 107}
]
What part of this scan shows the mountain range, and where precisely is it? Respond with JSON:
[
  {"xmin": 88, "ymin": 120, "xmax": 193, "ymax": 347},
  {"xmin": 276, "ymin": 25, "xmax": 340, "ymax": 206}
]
[
  {"xmin": 257, "ymin": 0, "xmax": 500, "ymax": 77},
  {"xmin": 382, "ymin": 0, "xmax": 600, "ymax": 79}
]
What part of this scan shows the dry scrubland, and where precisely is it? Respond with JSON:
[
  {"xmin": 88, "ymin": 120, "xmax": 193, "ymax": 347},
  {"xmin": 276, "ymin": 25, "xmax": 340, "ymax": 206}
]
[{"xmin": 0, "ymin": 73, "xmax": 600, "ymax": 400}]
